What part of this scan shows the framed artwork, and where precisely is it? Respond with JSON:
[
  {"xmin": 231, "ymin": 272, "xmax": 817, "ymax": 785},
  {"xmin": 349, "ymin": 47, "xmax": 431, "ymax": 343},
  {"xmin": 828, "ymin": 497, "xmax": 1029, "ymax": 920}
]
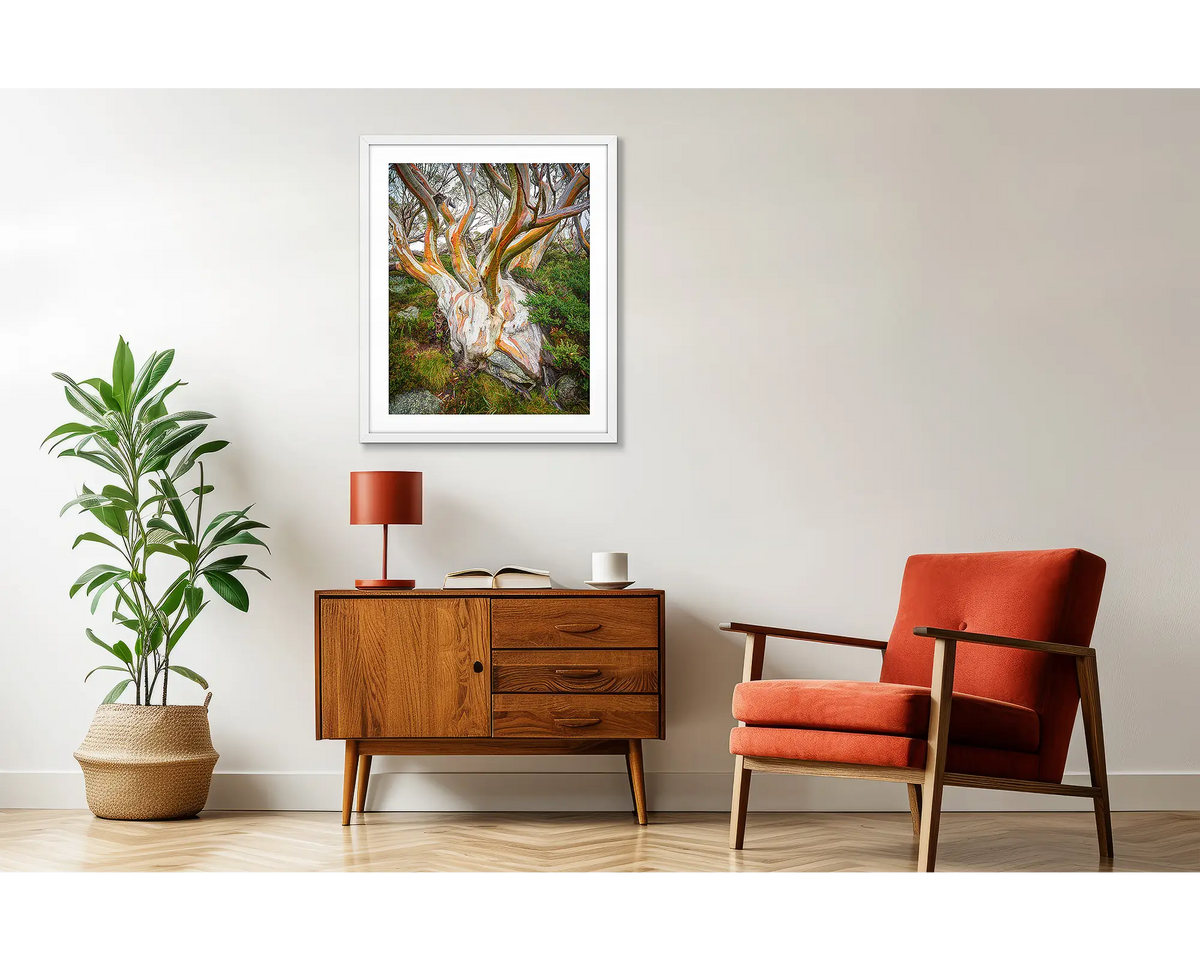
[{"xmin": 359, "ymin": 135, "xmax": 617, "ymax": 443}]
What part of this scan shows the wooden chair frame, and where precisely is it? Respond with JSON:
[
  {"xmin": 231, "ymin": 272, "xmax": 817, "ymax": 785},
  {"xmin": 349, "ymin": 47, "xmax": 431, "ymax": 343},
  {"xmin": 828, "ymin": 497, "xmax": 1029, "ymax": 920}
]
[{"xmin": 721, "ymin": 621, "xmax": 1113, "ymax": 872}]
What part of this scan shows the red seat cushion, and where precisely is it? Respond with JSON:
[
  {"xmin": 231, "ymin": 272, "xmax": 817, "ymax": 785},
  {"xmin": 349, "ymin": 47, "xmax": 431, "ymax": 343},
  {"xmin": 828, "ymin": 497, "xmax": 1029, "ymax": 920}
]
[
  {"xmin": 732, "ymin": 678, "xmax": 1040, "ymax": 754},
  {"xmin": 729, "ymin": 726, "xmax": 1040, "ymax": 781}
]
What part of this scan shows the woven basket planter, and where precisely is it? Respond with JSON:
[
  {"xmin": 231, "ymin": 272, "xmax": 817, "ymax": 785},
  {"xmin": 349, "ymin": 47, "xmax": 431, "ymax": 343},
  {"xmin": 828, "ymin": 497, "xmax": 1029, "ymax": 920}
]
[{"xmin": 74, "ymin": 701, "xmax": 219, "ymax": 820}]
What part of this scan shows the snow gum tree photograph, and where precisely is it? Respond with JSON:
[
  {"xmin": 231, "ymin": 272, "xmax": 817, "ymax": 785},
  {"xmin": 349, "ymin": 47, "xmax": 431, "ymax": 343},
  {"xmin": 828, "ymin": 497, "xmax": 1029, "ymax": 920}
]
[{"xmin": 387, "ymin": 161, "xmax": 593, "ymax": 416}]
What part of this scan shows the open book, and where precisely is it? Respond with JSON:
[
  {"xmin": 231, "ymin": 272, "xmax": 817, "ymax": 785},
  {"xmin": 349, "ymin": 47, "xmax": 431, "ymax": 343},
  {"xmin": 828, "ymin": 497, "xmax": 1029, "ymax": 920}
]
[{"xmin": 443, "ymin": 565, "xmax": 552, "ymax": 589}]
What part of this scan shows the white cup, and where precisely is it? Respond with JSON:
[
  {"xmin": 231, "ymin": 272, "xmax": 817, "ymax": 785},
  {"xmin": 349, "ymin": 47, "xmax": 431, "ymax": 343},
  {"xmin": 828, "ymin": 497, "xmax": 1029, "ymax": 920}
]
[{"xmin": 592, "ymin": 552, "xmax": 629, "ymax": 582}]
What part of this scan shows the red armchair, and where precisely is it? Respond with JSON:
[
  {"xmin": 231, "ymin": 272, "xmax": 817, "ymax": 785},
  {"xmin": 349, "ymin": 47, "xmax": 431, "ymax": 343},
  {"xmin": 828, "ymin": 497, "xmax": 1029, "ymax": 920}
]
[{"xmin": 723, "ymin": 549, "xmax": 1110, "ymax": 871}]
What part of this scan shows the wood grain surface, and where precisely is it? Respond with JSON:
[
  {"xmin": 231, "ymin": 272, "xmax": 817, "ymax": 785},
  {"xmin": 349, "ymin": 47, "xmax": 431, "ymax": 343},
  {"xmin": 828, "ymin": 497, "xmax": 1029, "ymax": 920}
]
[
  {"xmin": 320, "ymin": 597, "xmax": 489, "ymax": 738},
  {"xmin": 491, "ymin": 597, "xmax": 659, "ymax": 648},
  {"xmin": 5, "ymin": 810, "xmax": 1195, "ymax": 873},
  {"xmin": 354, "ymin": 738, "xmax": 631, "ymax": 756},
  {"xmin": 492, "ymin": 694, "xmax": 659, "ymax": 738},
  {"xmin": 316, "ymin": 589, "xmax": 664, "ymax": 598},
  {"xmin": 491, "ymin": 649, "xmax": 658, "ymax": 693}
]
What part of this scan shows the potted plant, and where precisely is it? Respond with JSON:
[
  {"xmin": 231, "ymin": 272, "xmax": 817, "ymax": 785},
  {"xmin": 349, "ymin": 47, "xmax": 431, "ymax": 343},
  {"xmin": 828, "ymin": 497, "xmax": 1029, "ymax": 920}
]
[{"xmin": 45, "ymin": 337, "xmax": 269, "ymax": 820}]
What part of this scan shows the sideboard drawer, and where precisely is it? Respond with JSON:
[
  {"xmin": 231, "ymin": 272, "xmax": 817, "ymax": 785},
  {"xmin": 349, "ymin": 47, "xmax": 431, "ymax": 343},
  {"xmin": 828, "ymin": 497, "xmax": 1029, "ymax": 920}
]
[
  {"xmin": 491, "ymin": 597, "xmax": 659, "ymax": 649},
  {"xmin": 492, "ymin": 649, "xmax": 658, "ymax": 694},
  {"xmin": 492, "ymin": 694, "xmax": 659, "ymax": 738}
]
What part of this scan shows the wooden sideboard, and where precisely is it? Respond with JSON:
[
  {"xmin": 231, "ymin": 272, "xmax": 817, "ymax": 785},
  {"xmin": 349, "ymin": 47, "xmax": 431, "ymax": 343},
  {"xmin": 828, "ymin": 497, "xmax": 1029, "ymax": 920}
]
[{"xmin": 314, "ymin": 589, "xmax": 665, "ymax": 825}]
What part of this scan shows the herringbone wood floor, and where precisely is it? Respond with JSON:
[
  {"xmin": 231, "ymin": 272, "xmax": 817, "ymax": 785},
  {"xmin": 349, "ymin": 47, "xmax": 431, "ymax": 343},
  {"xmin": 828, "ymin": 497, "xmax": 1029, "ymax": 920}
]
[{"xmin": 2, "ymin": 810, "xmax": 1198, "ymax": 871}]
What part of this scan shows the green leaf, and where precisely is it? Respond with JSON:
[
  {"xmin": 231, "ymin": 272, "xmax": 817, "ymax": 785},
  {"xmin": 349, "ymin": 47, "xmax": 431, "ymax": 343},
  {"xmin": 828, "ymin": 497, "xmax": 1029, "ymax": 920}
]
[
  {"xmin": 174, "ymin": 440, "xmax": 229, "ymax": 477},
  {"xmin": 60, "ymin": 492, "xmax": 111, "ymax": 517},
  {"xmin": 54, "ymin": 374, "xmax": 107, "ymax": 423},
  {"xmin": 131, "ymin": 349, "xmax": 174, "ymax": 407},
  {"xmin": 101, "ymin": 679, "xmax": 133, "ymax": 704},
  {"xmin": 89, "ymin": 502, "xmax": 130, "ymax": 538},
  {"xmin": 203, "ymin": 570, "xmax": 249, "ymax": 611},
  {"xmin": 43, "ymin": 422, "xmax": 94, "ymax": 447},
  {"xmin": 90, "ymin": 575, "xmax": 123, "ymax": 614},
  {"xmin": 147, "ymin": 619, "xmax": 164, "ymax": 652},
  {"xmin": 234, "ymin": 565, "xmax": 270, "ymax": 579},
  {"xmin": 157, "ymin": 476, "xmax": 194, "ymax": 543},
  {"xmin": 175, "ymin": 542, "xmax": 201, "ymax": 564},
  {"xmin": 111, "ymin": 336, "xmax": 135, "ymax": 412},
  {"xmin": 58, "ymin": 447, "xmax": 124, "ymax": 474},
  {"xmin": 191, "ymin": 484, "xmax": 215, "ymax": 496},
  {"xmin": 85, "ymin": 665, "xmax": 129, "ymax": 682},
  {"xmin": 145, "ymin": 542, "xmax": 183, "ymax": 559},
  {"xmin": 61, "ymin": 386, "xmax": 100, "ymax": 423},
  {"xmin": 167, "ymin": 665, "xmax": 209, "ymax": 690},
  {"xmin": 210, "ymin": 519, "xmax": 269, "ymax": 546},
  {"xmin": 204, "ymin": 554, "xmax": 247, "ymax": 572},
  {"xmin": 80, "ymin": 377, "xmax": 119, "ymax": 413},
  {"xmin": 72, "ymin": 531, "xmax": 120, "ymax": 551},
  {"xmin": 184, "ymin": 585, "xmax": 203, "ymax": 619},
  {"xmin": 137, "ymin": 380, "xmax": 184, "ymax": 423},
  {"xmin": 145, "ymin": 527, "xmax": 180, "ymax": 546},
  {"xmin": 219, "ymin": 531, "xmax": 271, "ymax": 553},
  {"xmin": 111, "ymin": 640, "xmax": 134, "ymax": 664},
  {"xmin": 100, "ymin": 484, "xmax": 136, "ymax": 508},
  {"xmin": 85, "ymin": 570, "xmax": 123, "ymax": 596},
  {"xmin": 146, "ymin": 423, "xmax": 208, "ymax": 470},
  {"xmin": 202, "ymin": 507, "xmax": 250, "ymax": 541},
  {"xmin": 111, "ymin": 581, "xmax": 139, "ymax": 617},
  {"xmin": 159, "ymin": 576, "xmax": 188, "ymax": 615},
  {"xmin": 86, "ymin": 628, "xmax": 116, "ymax": 656},
  {"xmin": 144, "ymin": 410, "xmax": 214, "ymax": 433},
  {"xmin": 70, "ymin": 564, "xmax": 124, "ymax": 599}
]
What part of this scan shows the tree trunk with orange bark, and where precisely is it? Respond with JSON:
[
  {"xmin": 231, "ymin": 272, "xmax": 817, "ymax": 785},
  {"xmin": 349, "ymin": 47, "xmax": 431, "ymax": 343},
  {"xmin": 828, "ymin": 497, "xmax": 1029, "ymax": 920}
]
[{"xmin": 388, "ymin": 162, "xmax": 589, "ymax": 382}]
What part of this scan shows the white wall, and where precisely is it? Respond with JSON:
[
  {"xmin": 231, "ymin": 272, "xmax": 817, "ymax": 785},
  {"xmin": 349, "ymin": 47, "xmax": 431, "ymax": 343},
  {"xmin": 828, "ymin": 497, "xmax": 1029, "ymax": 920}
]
[{"xmin": 2, "ymin": 90, "xmax": 1198, "ymax": 812}]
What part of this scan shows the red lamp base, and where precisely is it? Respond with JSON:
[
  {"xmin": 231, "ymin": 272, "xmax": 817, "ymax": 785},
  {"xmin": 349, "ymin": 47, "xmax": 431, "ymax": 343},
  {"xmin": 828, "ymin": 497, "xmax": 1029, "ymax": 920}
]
[{"xmin": 355, "ymin": 579, "xmax": 416, "ymax": 590}]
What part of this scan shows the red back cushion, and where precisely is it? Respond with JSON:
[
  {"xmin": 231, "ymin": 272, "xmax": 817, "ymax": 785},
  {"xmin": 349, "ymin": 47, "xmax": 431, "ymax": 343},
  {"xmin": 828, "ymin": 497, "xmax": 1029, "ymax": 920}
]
[{"xmin": 879, "ymin": 549, "xmax": 1105, "ymax": 782}]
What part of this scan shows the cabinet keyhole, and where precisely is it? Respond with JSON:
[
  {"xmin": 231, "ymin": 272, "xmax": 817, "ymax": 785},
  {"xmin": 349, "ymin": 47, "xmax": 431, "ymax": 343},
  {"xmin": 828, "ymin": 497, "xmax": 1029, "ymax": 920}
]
[{"xmin": 473, "ymin": 661, "xmax": 483, "ymax": 673}]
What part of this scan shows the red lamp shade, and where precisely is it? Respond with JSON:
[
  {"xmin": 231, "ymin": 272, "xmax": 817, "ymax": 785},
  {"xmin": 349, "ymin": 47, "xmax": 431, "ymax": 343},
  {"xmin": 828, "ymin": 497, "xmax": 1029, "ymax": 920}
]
[
  {"xmin": 350, "ymin": 471, "xmax": 422, "ymax": 589},
  {"xmin": 350, "ymin": 471, "xmax": 422, "ymax": 526}
]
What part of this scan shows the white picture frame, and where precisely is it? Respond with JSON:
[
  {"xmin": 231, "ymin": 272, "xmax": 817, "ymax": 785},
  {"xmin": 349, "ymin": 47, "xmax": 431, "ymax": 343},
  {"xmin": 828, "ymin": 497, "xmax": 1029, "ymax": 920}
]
[{"xmin": 359, "ymin": 135, "xmax": 618, "ymax": 443}]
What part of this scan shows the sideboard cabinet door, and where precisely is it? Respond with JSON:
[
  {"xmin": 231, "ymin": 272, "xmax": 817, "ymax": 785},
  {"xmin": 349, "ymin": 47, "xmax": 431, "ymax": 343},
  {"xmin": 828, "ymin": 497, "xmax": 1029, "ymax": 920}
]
[{"xmin": 319, "ymin": 598, "xmax": 490, "ymax": 738}]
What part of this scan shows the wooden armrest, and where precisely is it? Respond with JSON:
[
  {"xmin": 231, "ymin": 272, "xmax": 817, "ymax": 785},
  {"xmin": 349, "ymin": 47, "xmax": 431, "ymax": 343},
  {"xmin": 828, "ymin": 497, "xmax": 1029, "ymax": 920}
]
[
  {"xmin": 720, "ymin": 621, "xmax": 888, "ymax": 651},
  {"xmin": 914, "ymin": 626, "xmax": 1094, "ymax": 659}
]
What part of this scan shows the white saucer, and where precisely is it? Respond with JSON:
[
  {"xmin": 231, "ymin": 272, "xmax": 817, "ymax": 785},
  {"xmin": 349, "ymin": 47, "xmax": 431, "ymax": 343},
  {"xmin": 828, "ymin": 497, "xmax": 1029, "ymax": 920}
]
[{"xmin": 585, "ymin": 580, "xmax": 635, "ymax": 590}]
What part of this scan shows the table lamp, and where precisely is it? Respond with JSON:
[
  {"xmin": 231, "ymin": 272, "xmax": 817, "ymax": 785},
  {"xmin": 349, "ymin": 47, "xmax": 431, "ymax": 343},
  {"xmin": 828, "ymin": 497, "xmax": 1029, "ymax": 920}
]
[{"xmin": 350, "ymin": 471, "xmax": 422, "ymax": 589}]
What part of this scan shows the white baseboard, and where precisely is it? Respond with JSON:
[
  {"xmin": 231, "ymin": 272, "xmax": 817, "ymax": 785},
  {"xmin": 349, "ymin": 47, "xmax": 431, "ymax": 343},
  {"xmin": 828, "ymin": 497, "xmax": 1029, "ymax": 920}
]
[{"xmin": 2, "ymin": 770, "xmax": 1198, "ymax": 812}]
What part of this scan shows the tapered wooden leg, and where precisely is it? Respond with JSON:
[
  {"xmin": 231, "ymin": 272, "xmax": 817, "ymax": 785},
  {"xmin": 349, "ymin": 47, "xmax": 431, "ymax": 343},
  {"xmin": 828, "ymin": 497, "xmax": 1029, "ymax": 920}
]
[
  {"xmin": 730, "ymin": 755, "xmax": 752, "ymax": 850},
  {"xmin": 918, "ymin": 638, "xmax": 955, "ymax": 872},
  {"xmin": 341, "ymin": 739, "xmax": 359, "ymax": 827},
  {"xmin": 356, "ymin": 754, "xmax": 373, "ymax": 814},
  {"xmin": 627, "ymin": 739, "xmax": 647, "ymax": 826},
  {"xmin": 624, "ymin": 753, "xmax": 639, "ymax": 817},
  {"xmin": 907, "ymin": 783, "xmax": 922, "ymax": 838},
  {"xmin": 1078, "ymin": 656, "xmax": 1115, "ymax": 858}
]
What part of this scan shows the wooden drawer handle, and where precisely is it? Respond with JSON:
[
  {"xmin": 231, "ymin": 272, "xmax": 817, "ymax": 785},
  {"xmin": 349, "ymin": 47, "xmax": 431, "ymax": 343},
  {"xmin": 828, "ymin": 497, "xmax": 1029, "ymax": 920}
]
[
  {"xmin": 554, "ymin": 718, "xmax": 602, "ymax": 727},
  {"xmin": 555, "ymin": 622, "xmax": 602, "ymax": 633},
  {"xmin": 554, "ymin": 669, "xmax": 602, "ymax": 678}
]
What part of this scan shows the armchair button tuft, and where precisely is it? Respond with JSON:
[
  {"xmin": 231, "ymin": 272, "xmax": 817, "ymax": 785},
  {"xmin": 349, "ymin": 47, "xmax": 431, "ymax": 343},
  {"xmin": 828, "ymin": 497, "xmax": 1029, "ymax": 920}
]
[{"xmin": 959, "ymin": 621, "xmax": 968, "ymax": 630}]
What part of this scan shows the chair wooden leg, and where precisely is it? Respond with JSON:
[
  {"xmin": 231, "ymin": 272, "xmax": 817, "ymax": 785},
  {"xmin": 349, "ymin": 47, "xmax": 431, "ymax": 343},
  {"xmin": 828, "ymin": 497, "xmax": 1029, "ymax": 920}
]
[
  {"xmin": 917, "ymin": 638, "xmax": 955, "ymax": 872},
  {"xmin": 355, "ymin": 754, "xmax": 373, "ymax": 813},
  {"xmin": 907, "ymin": 783, "xmax": 922, "ymax": 837},
  {"xmin": 730, "ymin": 755, "xmax": 752, "ymax": 850},
  {"xmin": 1078, "ymin": 656, "xmax": 1115, "ymax": 858},
  {"xmin": 627, "ymin": 739, "xmax": 648, "ymax": 826},
  {"xmin": 341, "ymin": 740, "xmax": 359, "ymax": 826}
]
